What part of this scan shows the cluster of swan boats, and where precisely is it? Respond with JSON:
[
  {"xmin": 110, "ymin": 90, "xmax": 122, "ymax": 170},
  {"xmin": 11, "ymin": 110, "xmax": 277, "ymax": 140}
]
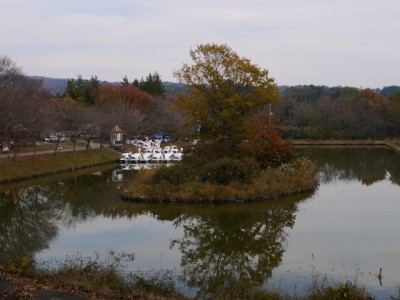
[{"xmin": 120, "ymin": 143, "xmax": 183, "ymax": 164}]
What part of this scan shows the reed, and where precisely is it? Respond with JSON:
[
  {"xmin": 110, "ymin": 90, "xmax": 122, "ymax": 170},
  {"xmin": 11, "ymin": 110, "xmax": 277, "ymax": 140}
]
[{"xmin": 1, "ymin": 254, "xmax": 372, "ymax": 299}]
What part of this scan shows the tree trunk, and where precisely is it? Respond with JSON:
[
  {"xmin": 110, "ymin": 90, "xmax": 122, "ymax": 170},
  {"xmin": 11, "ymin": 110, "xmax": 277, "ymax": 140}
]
[
  {"xmin": 86, "ymin": 140, "xmax": 90, "ymax": 151},
  {"xmin": 13, "ymin": 138, "xmax": 18, "ymax": 161},
  {"xmin": 53, "ymin": 142, "xmax": 59, "ymax": 156},
  {"xmin": 33, "ymin": 137, "xmax": 37, "ymax": 159}
]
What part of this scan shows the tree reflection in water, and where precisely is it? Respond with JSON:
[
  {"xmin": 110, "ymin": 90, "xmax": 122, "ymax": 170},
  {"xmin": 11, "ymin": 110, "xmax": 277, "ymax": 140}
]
[
  {"xmin": 0, "ymin": 185, "xmax": 59, "ymax": 266},
  {"xmin": 0, "ymin": 166, "xmax": 125, "ymax": 267},
  {"xmin": 295, "ymin": 146, "xmax": 400, "ymax": 186},
  {"xmin": 1, "ymin": 147, "xmax": 399, "ymax": 298},
  {"xmin": 162, "ymin": 194, "xmax": 312, "ymax": 299}
]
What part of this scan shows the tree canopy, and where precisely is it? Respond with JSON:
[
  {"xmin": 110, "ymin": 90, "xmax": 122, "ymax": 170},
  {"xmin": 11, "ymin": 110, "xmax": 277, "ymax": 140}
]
[
  {"xmin": 174, "ymin": 43, "xmax": 280, "ymax": 142},
  {"xmin": 65, "ymin": 75, "xmax": 100, "ymax": 105},
  {"xmin": 0, "ymin": 55, "xmax": 52, "ymax": 158},
  {"xmin": 123, "ymin": 72, "xmax": 165, "ymax": 96}
]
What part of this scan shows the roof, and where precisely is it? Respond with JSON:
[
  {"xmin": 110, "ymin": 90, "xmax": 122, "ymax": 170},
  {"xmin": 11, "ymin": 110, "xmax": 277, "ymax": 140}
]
[{"xmin": 111, "ymin": 125, "xmax": 123, "ymax": 133}]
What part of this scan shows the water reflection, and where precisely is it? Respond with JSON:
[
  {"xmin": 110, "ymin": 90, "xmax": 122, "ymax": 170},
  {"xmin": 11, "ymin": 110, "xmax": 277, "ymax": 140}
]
[
  {"xmin": 120, "ymin": 163, "xmax": 174, "ymax": 171},
  {"xmin": 296, "ymin": 146, "xmax": 400, "ymax": 185},
  {"xmin": 167, "ymin": 196, "xmax": 311, "ymax": 299},
  {"xmin": 0, "ymin": 185, "xmax": 58, "ymax": 265},
  {"xmin": 0, "ymin": 163, "xmax": 313, "ymax": 297},
  {"xmin": 1, "ymin": 147, "xmax": 400, "ymax": 298},
  {"xmin": 0, "ymin": 165, "xmax": 128, "ymax": 266}
]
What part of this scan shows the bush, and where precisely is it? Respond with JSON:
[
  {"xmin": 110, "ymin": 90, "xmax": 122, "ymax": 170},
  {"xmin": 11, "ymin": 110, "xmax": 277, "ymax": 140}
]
[
  {"xmin": 199, "ymin": 157, "xmax": 258, "ymax": 185},
  {"xmin": 152, "ymin": 164, "xmax": 197, "ymax": 185},
  {"xmin": 187, "ymin": 142, "xmax": 241, "ymax": 164}
]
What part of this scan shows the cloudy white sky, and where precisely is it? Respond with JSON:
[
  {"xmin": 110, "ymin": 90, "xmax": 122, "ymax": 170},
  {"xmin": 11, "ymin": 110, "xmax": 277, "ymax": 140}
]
[{"xmin": 1, "ymin": 0, "xmax": 399, "ymax": 88}]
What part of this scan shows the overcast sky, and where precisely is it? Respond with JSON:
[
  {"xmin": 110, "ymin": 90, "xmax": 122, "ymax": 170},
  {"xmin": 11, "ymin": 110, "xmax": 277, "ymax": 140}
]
[{"xmin": 1, "ymin": 0, "xmax": 399, "ymax": 88}]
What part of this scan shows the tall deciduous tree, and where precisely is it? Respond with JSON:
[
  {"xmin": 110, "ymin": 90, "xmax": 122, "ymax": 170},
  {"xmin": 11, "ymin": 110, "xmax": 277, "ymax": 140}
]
[
  {"xmin": 0, "ymin": 55, "xmax": 23, "ymax": 88},
  {"xmin": 0, "ymin": 55, "xmax": 51, "ymax": 158},
  {"xmin": 174, "ymin": 43, "xmax": 280, "ymax": 142}
]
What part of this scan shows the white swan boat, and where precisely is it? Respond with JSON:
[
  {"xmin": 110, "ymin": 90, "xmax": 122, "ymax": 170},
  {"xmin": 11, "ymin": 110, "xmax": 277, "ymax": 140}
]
[
  {"xmin": 120, "ymin": 152, "xmax": 134, "ymax": 163},
  {"xmin": 162, "ymin": 146, "xmax": 183, "ymax": 161},
  {"xmin": 120, "ymin": 145, "xmax": 183, "ymax": 164}
]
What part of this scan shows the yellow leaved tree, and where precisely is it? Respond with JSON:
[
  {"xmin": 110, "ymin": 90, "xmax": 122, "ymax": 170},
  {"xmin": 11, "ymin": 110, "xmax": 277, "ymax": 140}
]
[{"xmin": 174, "ymin": 43, "xmax": 280, "ymax": 143}]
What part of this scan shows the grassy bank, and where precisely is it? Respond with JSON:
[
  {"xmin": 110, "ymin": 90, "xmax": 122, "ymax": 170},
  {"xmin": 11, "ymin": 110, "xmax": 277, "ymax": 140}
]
[
  {"xmin": 293, "ymin": 138, "xmax": 400, "ymax": 153},
  {"xmin": 1, "ymin": 258, "xmax": 372, "ymax": 300},
  {"xmin": 0, "ymin": 147, "xmax": 120, "ymax": 183},
  {"xmin": 121, "ymin": 157, "xmax": 318, "ymax": 202}
]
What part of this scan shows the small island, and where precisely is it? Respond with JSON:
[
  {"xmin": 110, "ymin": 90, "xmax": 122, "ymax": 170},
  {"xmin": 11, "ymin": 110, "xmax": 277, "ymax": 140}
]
[{"xmin": 121, "ymin": 44, "xmax": 318, "ymax": 202}]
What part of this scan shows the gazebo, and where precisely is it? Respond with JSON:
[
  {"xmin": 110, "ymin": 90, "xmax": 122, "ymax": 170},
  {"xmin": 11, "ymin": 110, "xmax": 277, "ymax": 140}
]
[{"xmin": 110, "ymin": 125, "xmax": 123, "ymax": 149}]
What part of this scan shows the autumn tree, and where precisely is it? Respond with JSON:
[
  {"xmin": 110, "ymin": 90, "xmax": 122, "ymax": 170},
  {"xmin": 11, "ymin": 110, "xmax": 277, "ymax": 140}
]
[
  {"xmin": 174, "ymin": 43, "xmax": 280, "ymax": 142},
  {"xmin": 55, "ymin": 97, "xmax": 88, "ymax": 153},
  {"xmin": 0, "ymin": 55, "xmax": 51, "ymax": 158},
  {"xmin": 240, "ymin": 113, "xmax": 292, "ymax": 166},
  {"xmin": 278, "ymin": 85, "xmax": 400, "ymax": 139},
  {"xmin": 94, "ymin": 84, "xmax": 150, "ymax": 135},
  {"xmin": 389, "ymin": 90, "xmax": 400, "ymax": 102},
  {"xmin": 0, "ymin": 55, "xmax": 23, "ymax": 88},
  {"xmin": 94, "ymin": 83, "xmax": 173, "ymax": 137},
  {"xmin": 0, "ymin": 56, "xmax": 24, "ymax": 143},
  {"xmin": 388, "ymin": 90, "xmax": 400, "ymax": 136},
  {"xmin": 346, "ymin": 89, "xmax": 388, "ymax": 138}
]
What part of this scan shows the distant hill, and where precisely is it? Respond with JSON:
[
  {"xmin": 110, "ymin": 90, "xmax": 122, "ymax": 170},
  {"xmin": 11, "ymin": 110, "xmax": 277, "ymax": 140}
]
[
  {"xmin": 30, "ymin": 76, "xmax": 185, "ymax": 96},
  {"xmin": 30, "ymin": 76, "xmax": 70, "ymax": 96},
  {"xmin": 31, "ymin": 76, "xmax": 398, "ymax": 98},
  {"xmin": 381, "ymin": 85, "xmax": 400, "ymax": 96},
  {"xmin": 163, "ymin": 81, "xmax": 186, "ymax": 93}
]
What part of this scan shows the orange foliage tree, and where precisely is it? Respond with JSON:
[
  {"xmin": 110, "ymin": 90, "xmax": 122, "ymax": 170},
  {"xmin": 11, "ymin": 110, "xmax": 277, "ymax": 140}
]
[
  {"xmin": 95, "ymin": 83, "xmax": 151, "ymax": 110},
  {"xmin": 240, "ymin": 112, "xmax": 292, "ymax": 166}
]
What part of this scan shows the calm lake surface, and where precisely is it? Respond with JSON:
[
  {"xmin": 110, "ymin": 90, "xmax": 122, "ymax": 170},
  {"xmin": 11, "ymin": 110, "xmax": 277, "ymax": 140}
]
[{"xmin": 1, "ymin": 147, "xmax": 400, "ymax": 299}]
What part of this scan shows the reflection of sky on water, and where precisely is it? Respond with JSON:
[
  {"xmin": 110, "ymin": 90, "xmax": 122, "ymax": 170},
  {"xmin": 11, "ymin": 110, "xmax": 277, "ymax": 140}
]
[
  {"xmin": 36, "ymin": 215, "xmax": 184, "ymax": 272},
  {"xmin": 270, "ymin": 178, "xmax": 400, "ymax": 299},
  {"xmin": 11, "ymin": 147, "xmax": 400, "ymax": 299}
]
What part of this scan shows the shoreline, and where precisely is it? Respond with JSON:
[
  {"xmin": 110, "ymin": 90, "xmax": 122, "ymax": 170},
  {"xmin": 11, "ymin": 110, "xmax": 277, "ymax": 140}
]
[
  {"xmin": 0, "ymin": 139, "xmax": 398, "ymax": 185},
  {"xmin": 0, "ymin": 148, "xmax": 120, "ymax": 184},
  {"xmin": 120, "ymin": 185, "xmax": 316, "ymax": 203},
  {"xmin": 292, "ymin": 139, "xmax": 400, "ymax": 153},
  {"xmin": 0, "ymin": 161, "xmax": 119, "ymax": 184}
]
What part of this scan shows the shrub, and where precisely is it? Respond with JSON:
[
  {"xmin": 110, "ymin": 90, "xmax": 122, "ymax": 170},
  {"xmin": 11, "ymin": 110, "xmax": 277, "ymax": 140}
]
[
  {"xmin": 152, "ymin": 164, "xmax": 197, "ymax": 185},
  {"xmin": 240, "ymin": 113, "xmax": 293, "ymax": 167},
  {"xmin": 199, "ymin": 157, "xmax": 257, "ymax": 185}
]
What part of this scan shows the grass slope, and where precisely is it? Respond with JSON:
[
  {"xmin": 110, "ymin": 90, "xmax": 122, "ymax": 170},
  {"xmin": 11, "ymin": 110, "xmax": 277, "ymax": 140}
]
[{"xmin": 0, "ymin": 148, "xmax": 120, "ymax": 183}]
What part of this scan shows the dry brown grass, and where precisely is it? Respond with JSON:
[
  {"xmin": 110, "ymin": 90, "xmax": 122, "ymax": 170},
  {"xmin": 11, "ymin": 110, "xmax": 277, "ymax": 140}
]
[{"xmin": 121, "ymin": 158, "xmax": 318, "ymax": 202}]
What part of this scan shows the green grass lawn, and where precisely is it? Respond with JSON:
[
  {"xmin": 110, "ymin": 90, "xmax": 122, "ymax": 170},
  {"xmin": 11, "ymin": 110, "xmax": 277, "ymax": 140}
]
[{"xmin": 0, "ymin": 147, "xmax": 120, "ymax": 182}]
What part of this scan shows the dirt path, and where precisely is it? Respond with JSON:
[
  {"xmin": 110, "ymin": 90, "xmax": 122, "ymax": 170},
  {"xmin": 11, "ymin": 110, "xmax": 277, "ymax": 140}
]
[{"xmin": 0, "ymin": 275, "xmax": 86, "ymax": 299}]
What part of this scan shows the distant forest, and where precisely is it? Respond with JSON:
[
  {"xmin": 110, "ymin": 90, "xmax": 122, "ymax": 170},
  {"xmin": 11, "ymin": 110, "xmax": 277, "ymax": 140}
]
[
  {"xmin": 30, "ymin": 76, "xmax": 186, "ymax": 96},
  {"xmin": 35, "ymin": 76, "xmax": 400, "ymax": 140},
  {"xmin": 276, "ymin": 85, "xmax": 400, "ymax": 139},
  {"xmin": 32, "ymin": 76, "xmax": 400, "ymax": 98}
]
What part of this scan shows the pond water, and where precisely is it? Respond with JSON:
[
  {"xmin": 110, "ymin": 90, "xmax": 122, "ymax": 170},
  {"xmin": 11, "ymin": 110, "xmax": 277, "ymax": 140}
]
[{"xmin": 1, "ymin": 147, "xmax": 400, "ymax": 299}]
